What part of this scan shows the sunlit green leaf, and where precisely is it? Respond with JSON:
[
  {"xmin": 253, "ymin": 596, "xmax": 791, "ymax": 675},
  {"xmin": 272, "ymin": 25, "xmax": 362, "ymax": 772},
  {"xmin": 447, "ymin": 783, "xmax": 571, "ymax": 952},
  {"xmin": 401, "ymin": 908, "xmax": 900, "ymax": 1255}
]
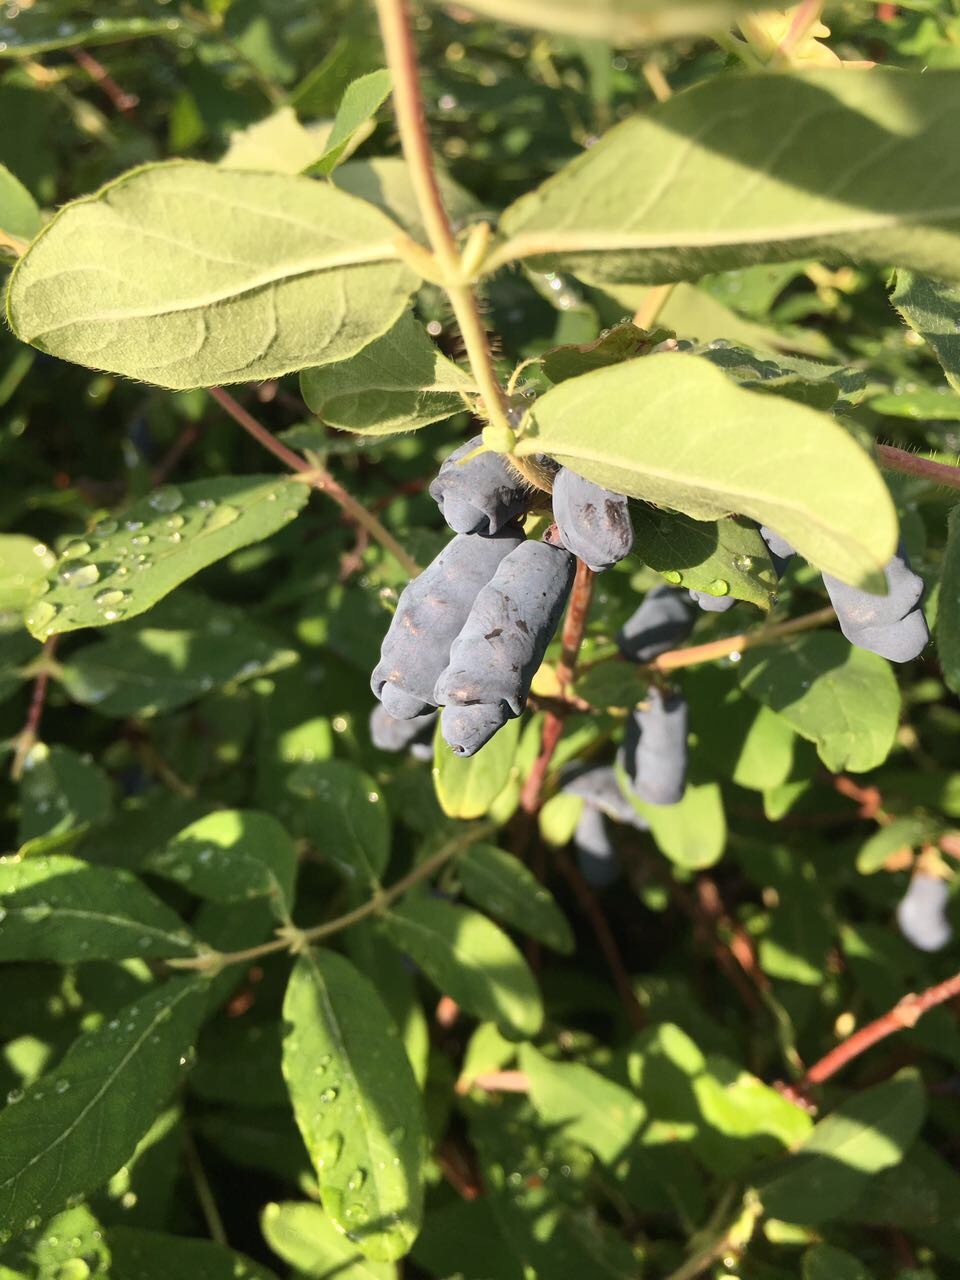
[
  {"xmin": 458, "ymin": 843, "xmax": 574, "ymax": 954},
  {"xmin": 310, "ymin": 70, "xmax": 392, "ymax": 177},
  {"xmin": 432, "ymin": 717, "xmax": 522, "ymax": 820},
  {"xmin": 262, "ymin": 1200, "xmax": 396, "ymax": 1279}
]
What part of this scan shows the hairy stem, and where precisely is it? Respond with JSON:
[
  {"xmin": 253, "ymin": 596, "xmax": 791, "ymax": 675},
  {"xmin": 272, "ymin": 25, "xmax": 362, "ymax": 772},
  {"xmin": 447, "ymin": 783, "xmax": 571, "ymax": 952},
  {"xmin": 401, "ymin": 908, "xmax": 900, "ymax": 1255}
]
[
  {"xmin": 10, "ymin": 637, "xmax": 59, "ymax": 781},
  {"xmin": 877, "ymin": 443, "xmax": 960, "ymax": 491},
  {"xmin": 169, "ymin": 822, "xmax": 494, "ymax": 972},
  {"xmin": 208, "ymin": 386, "xmax": 420, "ymax": 577},
  {"xmin": 373, "ymin": 0, "xmax": 516, "ymax": 441}
]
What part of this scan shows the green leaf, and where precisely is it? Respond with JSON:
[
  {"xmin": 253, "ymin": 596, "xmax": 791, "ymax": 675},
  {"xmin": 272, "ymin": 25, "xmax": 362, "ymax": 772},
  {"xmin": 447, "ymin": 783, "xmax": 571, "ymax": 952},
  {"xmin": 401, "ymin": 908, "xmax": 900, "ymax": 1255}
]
[
  {"xmin": 0, "ymin": 12, "xmax": 183, "ymax": 58},
  {"xmin": 0, "ymin": 535, "xmax": 54, "ymax": 611},
  {"xmin": 25, "ymin": 476, "xmax": 309, "ymax": 641},
  {"xmin": 687, "ymin": 666, "xmax": 795, "ymax": 792},
  {"xmin": 739, "ymin": 633, "xmax": 901, "ymax": 773},
  {"xmin": 282, "ymin": 950, "xmax": 424, "ymax": 1262},
  {"xmin": 857, "ymin": 816, "xmax": 945, "ymax": 875},
  {"xmin": 891, "ymin": 271, "xmax": 960, "ymax": 393},
  {"xmin": 0, "ymin": 854, "xmax": 196, "ymax": 963},
  {"xmin": 573, "ymin": 661, "xmax": 645, "ymax": 712},
  {"xmin": 620, "ymin": 770, "xmax": 726, "ymax": 869},
  {"xmin": 541, "ymin": 321, "xmax": 667, "ymax": 384},
  {"xmin": 261, "ymin": 1200, "xmax": 396, "ymax": 1279},
  {"xmin": 381, "ymin": 898, "xmax": 543, "ymax": 1040},
  {"xmin": 0, "ymin": 165, "xmax": 40, "ymax": 242},
  {"xmin": 517, "ymin": 354, "xmax": 897, "ymax": 587},
  {"xmin": 220, "ymin": 108, "xmax": 336, "ymax": 175},
  {"xmin": 868, "ymin": 385, "xmax": 960, "ymax": 421},
  {"xmin": 0, "ymin": 977, "xmax": 206, "ymax": 1236},
  {"xmin": 757, "ymin": 858, "xmax": 833, "ymax": 986},
  {"xmin": 693, "ymin": 343, "xmax": 865, "ymax": 412},
  {"xmin": 431, "ymin": 0, "xmax": 756, "ymax": 43},
  {"xmin": 18, "ymin": 744, "xmax": 112, "ymax": 850},
  {"xmin": 458, "ymin": 843, "xmax": 574, "ymax": 954},
  {"xmin": 32, "ymin": 1206, "xmax": 110, "ymax": 1279},
  {"xmin": 802, "ymin": 1244, "xmax": 873, "ymax": 1280},
  {"xmin": 6, "ymin": 161, "xmax": 420, "ymax": 389},
  {"xmin": 300, "ymin": 311, "xmax": 475, "ymax": 435},
  {"xmin": 495, "ymin": 70, "xmax": 960, "ymax": 286},
  {"xmin": 143, "ymin": 810, "xmax": 297, "ymax": 919},
  {"xmin": 757, "ymin": 1070, "xmax": 926, "ymax": 1223},
  {"xmin": 432, "ymin": 717, "xmax": 522, "ymax": 820},
  {"xmin": 631, "ymin": 508, "xmax": 778, "ymax": 610},
  {"xmin": 287, "ymin": 760, "xmax": 389, "ymax": 884},
  {"xmin": 937, "ymin": 506, "xmax": 960, "ymax": 694},
  {"xmin": 108, "ymin": 1228, "xmax": 280, "ymax": 1280},
  {"xmin": 310, "ymin": 70, "xmax": 392, "ymax": 177},
  {"xmin": 520, "ymin": 1045, "xmax": 645, "ymax": 1162},
  {"xmin": 333, "ymin": 158, "xmax": 480, "ymax": 246}
]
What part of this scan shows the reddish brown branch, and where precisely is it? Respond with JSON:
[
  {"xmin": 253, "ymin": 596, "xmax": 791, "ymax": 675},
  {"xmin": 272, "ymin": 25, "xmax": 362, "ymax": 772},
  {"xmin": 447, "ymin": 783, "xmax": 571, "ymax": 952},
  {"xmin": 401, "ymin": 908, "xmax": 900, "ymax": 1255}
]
[
  {"xmin": 69, "ymin": 48, "xmax": 139, "ymax": 118},
  {"xmin": 11, "ymin": 637, "xmax": 59, "ymax": 780},
  {"xmin": 878, "ymin": 444, "xmax": 960, "ymax": 491},
  {"xmin": 668, "ymin": 874, "xmax": 765, "ymax": 1013},
  {"xmin": 831, "ymin": 774, "xmax": 885, "ymax": 820},
  {"xmin": 789, "ymin": 969, "xmax": 960, "ymax": 1097}
]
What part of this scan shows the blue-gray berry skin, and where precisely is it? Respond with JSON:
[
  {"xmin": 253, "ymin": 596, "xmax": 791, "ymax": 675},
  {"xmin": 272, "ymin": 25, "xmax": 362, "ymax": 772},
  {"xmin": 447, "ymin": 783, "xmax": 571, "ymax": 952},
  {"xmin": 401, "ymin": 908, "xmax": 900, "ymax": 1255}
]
[
  {"xmin": 372, "ymin": 526, "xmax": 525, "ymax": 718},
  {"xmin": 897, "ymin": 873, "xmax": 952, "ymax": 952},
  {"xmin": 759, "ymin": 525, "xmax": 795, "ymax": 578},
  {"xmin": 552, "ymin": 467, "xmax": 634, "ymax": 572},
  {"xmin": 822, "ymin": 543, "xmax": 929, "ymax": 663},
  {"xmin": 563, "ymin": 765, "xmax": 648, "ymax": 829},
  {"xmin": 617, "ymin": 585, "xmax": 697, "ymax": 663},
  {"xmin": 440, "ymin": 702, "xmax": 509, "ymax": 757},
  {"xmin": 429, "ymin": 435, "xmax": 532, "ymax": 536},
  {"xmin": 623, "ymin": 687, "xmax": 688, "ymax": 806},
  {"xmin": 370, "ymin": 704, "xmax": 436, "ymax": 753},
  {"xmin": 573, "ymin": 807, "xmax": 620, "ymax": 887},
  {"xmin": 436, "ymin": 540, "xmax": 576, "ymax": 719},
  {"xmin": 688, "ymin": 589, "xmax": 737, "ymax": 614}
]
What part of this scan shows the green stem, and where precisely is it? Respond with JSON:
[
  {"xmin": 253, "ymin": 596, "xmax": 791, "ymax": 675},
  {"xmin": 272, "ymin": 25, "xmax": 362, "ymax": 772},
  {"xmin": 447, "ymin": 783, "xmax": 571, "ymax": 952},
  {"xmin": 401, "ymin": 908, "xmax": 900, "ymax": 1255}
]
[{"xmin": 168, "ymin": 822, "xmax": 495, "ymax": 973}]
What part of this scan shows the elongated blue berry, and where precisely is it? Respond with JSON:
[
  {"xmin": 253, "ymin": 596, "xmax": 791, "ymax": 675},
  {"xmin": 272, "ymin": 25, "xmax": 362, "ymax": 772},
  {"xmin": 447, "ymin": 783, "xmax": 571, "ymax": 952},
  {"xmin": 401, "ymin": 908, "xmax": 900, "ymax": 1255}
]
[
  {"xmin": 622, "ymin": 686, "xmax": 688, "ymax": 806},
  {"xmin": 573, "ymin": 807, "xmax": 620, "ymax": 887},
  {"xmin": 823, "ymin": 543, "xmax": 928, "ymax": 663},
  {"xmin": 617, "ymin": 585, "xmax": 697, "ymax": 663},
  {"xmin": 563, "ymin": 765, "xmax": 648, "ymax": 829},
  {"xmin": 429, "ymin": 435, "xmax": 533, "ymax": 535},
  {"xmin": 897, "ymin": 873, "xmax": 952, "ymax": 952},
  {"xmin": 552, "ymin": 467, "xmax": 634, "ymax": 572},
  {"xmin": 370, "ymin": 704, "xmax": 436, "ymax": 753},
  {"xmin": 372, "ymin": 526, "xmax": 525, "ymax": 718}
]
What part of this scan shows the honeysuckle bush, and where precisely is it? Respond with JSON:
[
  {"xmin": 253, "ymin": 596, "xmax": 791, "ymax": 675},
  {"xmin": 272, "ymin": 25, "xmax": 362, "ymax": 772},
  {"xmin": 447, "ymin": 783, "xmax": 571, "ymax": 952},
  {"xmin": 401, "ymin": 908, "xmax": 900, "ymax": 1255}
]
[{"xmin": 4, "ymin": 1, "xmax": 960, "ymax": 1276}]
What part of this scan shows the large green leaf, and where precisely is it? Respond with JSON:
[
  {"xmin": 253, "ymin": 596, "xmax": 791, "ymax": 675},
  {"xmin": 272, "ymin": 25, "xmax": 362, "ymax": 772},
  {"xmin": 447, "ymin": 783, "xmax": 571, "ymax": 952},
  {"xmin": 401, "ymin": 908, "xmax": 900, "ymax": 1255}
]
[
  {"xmin": 18, "ymin": 743, "xmax": 111, "ymax": 849},
  {"xmin": 24, "ymin": 476, "xmax": 309, "ymax": 641},
  {"xmin": 310, "ymin": 70, "xmax": 392, "ymax": 177},
  {"xmin": 493, "ymin": 70, "xmax": 960, "ymax": 286},
  {"xmin": 620, "ymin": 772, "xmax": 726, "ymax": 870},
  {"xmin": 108, "ymin": 1228, "xmax": 280, "ymax": 1280},
  {"xmin": 520, "ymin": 1045, "xmax": 645, "ymax": 1162},
  {"xmin": 261, "ymin": 1200, "xmax": 396, "ymax": 1279},
  {"xmin": 0, "ymin": 166, "xmax": 40, "ymax": 243},
  {"xmin": 300, "ymin": 311, "xmax": 475, "ymax": 435},
  {"xmin": 381, "ymin": 897, "xmax": 542, "ymax": 1040},
  {"xmin": 333, "ymin": 159, "xmax": 480, "ymax": 247},
  {"xmin": 891, "ymin": 271, "xmax": 960, "ymax": 393},
  {"xmin": 143, "ymin": 810, "xmax": 297, "ymax": 919},
  {"xmin": 0, "ymin": 854, "xmax": 196, "ymax": 963},
  {"xmin": 0, "ymin": 978, "xmax": 206, "ymax": 1236},
  {"xmin": 516, "ymin": 355, "xmax": 897, "ymax": 587},
  {"xmin": 431, "ymin": 0, "xmax": 757, "ymax": 43},
  {"xmin": 6, "ymin": 161, "xmax": 420, "ymax": 389},
  {"xmin": 0, "ymin": 12, "xmax": 184, "ymax": 58},
  {"xmin": 802, "ymin": 1244, "xmax": 873, "ymax": 1280},
  {"xmin": 757, "ymin": 1070, "xmax": 926, "ymax": 1223},
  {"xmin": 631, "ymin": 508, "xmax": 778, "ymax": 609},
  {"xmin": 739, "ymin": 632, "xmax": 900, "ymax": 773},
  {"xmin": 937, "ymin": 505, "xmax": 960, "ymax": 694},
  {"xmin": 287, "ymin": 760, "xmax": 390, "ymax": 884},
  {"xmin": 432, "ymin": 717, "xmax": 522, "ymax": 820},
  {"xmin": 282, "ymin": 950, "xmax": 424, "ymax": 1262},
  {"xmin": 458, "ymin": 843, "xmax": 574, "ymax": 954}
]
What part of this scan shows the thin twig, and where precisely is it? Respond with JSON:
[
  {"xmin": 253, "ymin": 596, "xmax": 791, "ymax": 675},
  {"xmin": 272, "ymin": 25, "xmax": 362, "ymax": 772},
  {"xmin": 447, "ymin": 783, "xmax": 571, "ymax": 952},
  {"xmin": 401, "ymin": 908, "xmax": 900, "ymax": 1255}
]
[
  {"xmin": 10, "ymin": 637, "xmax": 59, "ymax": 781},
  {"xmin": 183, "ymin": 1129, "xmax": 228, "ymax": 1247},
  {"xmin": 69, "ymin": 47, "xmax": 139, "ymax": 118},
  {"xmin": 878, "ymin": 444, "xmax": 960, "ymax": 491},
  {"xmin": 647, "ymin": 605, "xmax": 836, "ymax": 673},
  {"xmin": 788, "ymin": 969, "xmax": 960, "ymax": 1098},
  {"xmin": 207, "ymin": 387, "xmax": 419, "ymax": 577}
]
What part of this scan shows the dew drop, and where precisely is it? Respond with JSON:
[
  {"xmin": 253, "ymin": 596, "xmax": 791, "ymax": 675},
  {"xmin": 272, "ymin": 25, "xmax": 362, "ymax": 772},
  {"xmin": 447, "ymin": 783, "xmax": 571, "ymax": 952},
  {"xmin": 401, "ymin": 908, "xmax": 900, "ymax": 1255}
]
[
  {"xmin": 347, "ymin": 1167, "xmax": 366, "ymax": 1192},
  {"xmin": 6, "ymin": 1087, "xmax": 23, "ymax": 1105},
  {"xmin": 125, "ymin": 520, "xmax": 143, "ymax": 532},
  {"xmin": 165, "ymin": 513, "xmax": 185, "ymax": 531},
  {"xmin": 102, "ymin": 609, "xmax": 127, "ymax": 622},
  {"xmin": 95, "ymin": 588, "xmax": 128, "ymax": 608},
  {"xmin": 707, "ymin": 578, "xmax": 729, "ymax": 596},
  {"xmin": 130, "ymin": 533, "xmax": 151, "ymax": 547},
  {"xmin": 93, "ymin": 518, "xmax": 119, "ymax": 538},
  {"xmin": 202, "ymin": 503, "xmax": 240, "ymax": 533},
  {"xmin": 21, "ymin": 902, "xmax": 52, "ymax": 923},
  {"xmin": 389, "ymin": 1125, "xmax": 406, "ymax": 1145},
  {"xmin": 25, "ymin": 600, "xmax": 59, "ymax": 635},
  {"xmin": 60, "ymin": 538, "xmax": 92, "ymax": 560},
  {"xmin": 54, "ymin": 1078, "xmax": 70, "ymax": 1094},
  {"xmin": 319, "ymin": 1086, "xmax": 339, "ymax": 1103},
  {"xmin": 149, "ymin": 485, "xmax": 183, "ymax": 513},
  {"xmin": 317, "ymin": 1130, "xmax": 344, "ymax": 1168},
  {"xmin": 59, "ymin": 562, "xmax": 100, "ymax": 589},
  {"xmin": 662, "ymin": 569, "xmax": 683, "ymax": 585}
]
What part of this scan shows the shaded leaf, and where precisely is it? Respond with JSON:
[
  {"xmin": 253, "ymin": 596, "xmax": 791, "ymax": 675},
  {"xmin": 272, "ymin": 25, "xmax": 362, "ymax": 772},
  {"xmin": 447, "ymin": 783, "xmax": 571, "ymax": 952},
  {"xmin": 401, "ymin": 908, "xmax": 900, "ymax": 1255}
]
[
  {"xmin": 0, "ymin": 978, "xmax": 206, "ymax": 1235},
  {"xmin": 25, "ymin": 476, "xmax": 309, "ymax": 640},
  {"xmin": 495, "ymin": 70, "xmax": 960, "ymax": 286},
  {"xmin": 108, "ymin": 1228, "xmax": 280, "ymax": 1280},
  {"xmin": 0, "ymin": 854, "xmax": 196, "ymax": 963},
  {"xmin": 631, "ymin": 507, "xmax": 778, "ymax": 609},
  {"xmin": 621, "ymin": 770, "xmax": 726, "ymax": 869},
  {"xmin": 891, "ymin": 271, "xmax": 960, "ymax": 394},
  {"xmin": 282, "ymin": 950, "xmax": 424, "ymax": 1262},
  {"xmin": 287, "ymin": 759, "xmax": 389, "ymax": 884},
  {"xmin": 517, "ymin": 354, "xmax": 896, "ymax": 587},
  {"xmin": 333, "ymin": 158, "xmax": 480, "ymax": 246},
  {"xmin": 6, "ymin": 162, "xmax": 420, "ymax": 389},
  {"xmin": 382, "ymin": 897, "xmax": 543, "ymax": 1040},
  {"xmin": 739, "ymin": 633, "xmax": 900, "ymax": 773},
  {"xmin": 301, "ymin": 311, "xmax": 475, "ymax": 435},
  {"xmin": 458, "ymin": 842, "xmax": 574, "ymax": 953},
  {"xmin": 520, "ymin": 1045, "xmax": 645, "ymax": 1162},
  {"xmin": 18, "ymin": 744, "xmax": 111, "ymax": 849},
  {"xmin": 802, "ymin": 1244, "xmax": 873, "ymax": 1280},
  {"xmin": 0, "ymin": 11, "xmax": 183, "ymax": 58},
  {"xmin": 143, "ymin": 810, "xmax": 297, "ymax": 919}
]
